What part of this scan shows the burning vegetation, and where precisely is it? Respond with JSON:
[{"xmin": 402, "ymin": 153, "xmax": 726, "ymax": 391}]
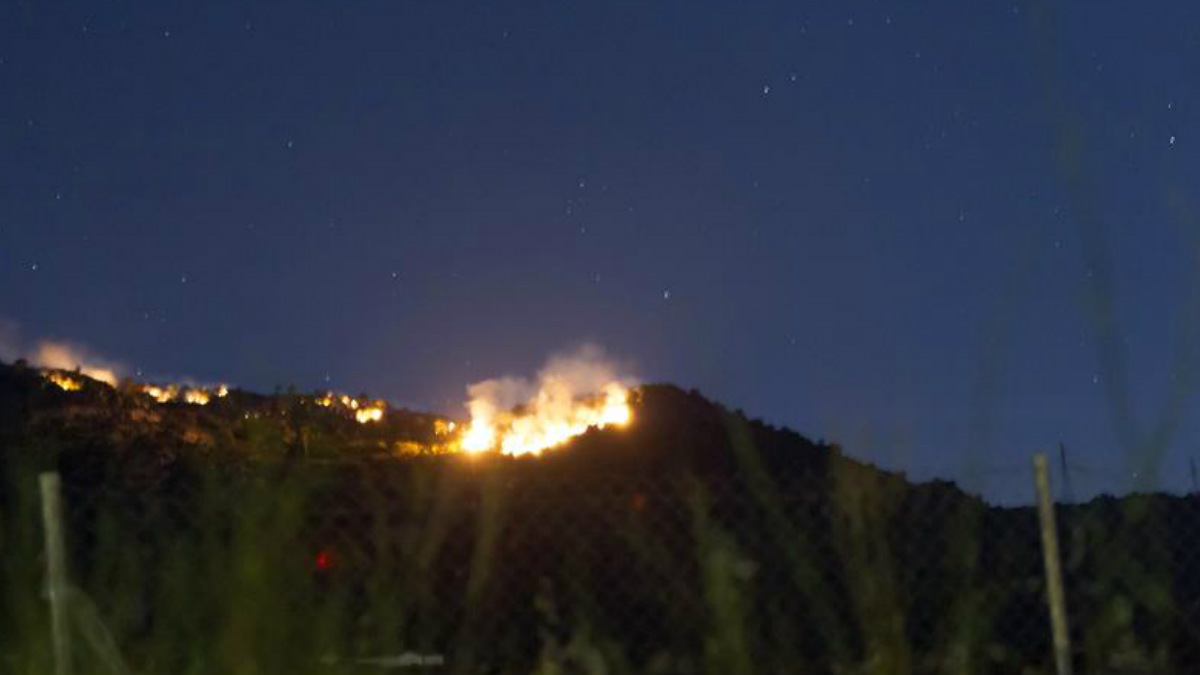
[
  {"xmin": 459, "ymin": 345, "xmax": 635, "ymax": 456},
  {"xmin": 354, "ymin": 404, "xmax": 385, "ymax": 424},
  {"xmin": 32, "ymin": 342, "xmax": 636, "ymax": 457},
  {"xmin": 138, "ymin": 384, "xmax": 226, "ymax": 406},
  {"xmin": 26, "ymin": 341, "xmax": 120, "ymax": 386},
  {"xmin": 461, "ymin": 382, "xmax": 631, "ymax": 456},
  {"xmin": 313, "ymin": 392, "xmax": 387, "ymax": 424},
  {"xmin": 46, "ymin": 371, "xmax": 83, "ymax": 391}
]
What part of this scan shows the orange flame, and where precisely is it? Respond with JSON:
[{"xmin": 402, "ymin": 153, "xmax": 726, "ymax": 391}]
[
  {"xmin": 46, "ymin": 372, "xmax": 83, "ymax": 391},
  {"xmin": 183, "ymin": 389, "xmax": 211, "ymax": 405},
  {"xmin": 462, "ymin": 382, "xmax": 630, "ymax": 456},
  {"xmin": 141, "ymin": 385, "xmax": 178, "ymax": 403},
  {"xmin": 139, "ymin": 384, "xmax": 225, "ymax": 405},
  {"xmin": 460, "ymin": 345, "xmax": 635, "ymax": 457},
  {"xmin": 355, "ymin": 402, "xmax": 385, "ymax": 423},
  {"xmin": 31, "ymin": 342, "xmax": 118, "ymax": 386}
]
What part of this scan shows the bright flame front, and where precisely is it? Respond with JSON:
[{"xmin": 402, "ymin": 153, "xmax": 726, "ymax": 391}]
[
  {"xmin": 31, "ymin": 342, "xmax": 119, "ymax": 386},
  {"xmin": 47, "ymin": 372, "xmax": 83, "ymax": 391},
  {"xmin": 461, "ymin": 381, "xmax": 631, "ymax": 456},
  {"xmin": 139, "ymin": 384, "xmax": 220, "ymax": 405},
  {"xmin": 183, "ymin": 389, "xmax": 211, "ymax": 405},
  {"xmin": 141, "ymin": 385, "xmax": 177, "ymax": 403},
  {"xmin": 355, "ymin": 405, "xmax": 384, "ymax": 423}
]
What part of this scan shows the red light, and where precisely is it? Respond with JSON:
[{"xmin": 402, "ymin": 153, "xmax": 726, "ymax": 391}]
[
  {"xmin": 631, "ymin": 493, "xmax": 647, "ymax": 512},
  {"xmin": 315, "ymin": 549, "xmax": 334, "ymax": 570}
]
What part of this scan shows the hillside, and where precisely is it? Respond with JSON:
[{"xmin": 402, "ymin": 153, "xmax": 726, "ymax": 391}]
[
  {"xmin": 0, "ymin": 356, "xmax": 940, "ymax": 492},
  {"xmin": 2, "ymin": 358, "xmax": 1199, "ymax": 674},
  {"xmin": 0, "ymin": 359, "xmax": 454, "ymax": 473}
]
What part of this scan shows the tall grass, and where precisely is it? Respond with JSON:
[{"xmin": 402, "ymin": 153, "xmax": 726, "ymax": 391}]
[{"xmin": 3, "ymin": 427, "xmax": 1198, "ymax": 674}]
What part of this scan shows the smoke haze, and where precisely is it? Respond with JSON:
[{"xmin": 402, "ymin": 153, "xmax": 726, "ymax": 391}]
[{"xmin": 0, "ymin": 320, "xmax": 124, "ymax": 385}]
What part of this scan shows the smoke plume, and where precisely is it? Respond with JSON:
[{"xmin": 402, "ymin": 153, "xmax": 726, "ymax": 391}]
[
  {"xmin": 462, "ymin": 344, "xmax": 637, "ymax": 456},
  {"xmin": 0, "ymin": 321, "xmax": 124, "ymax": 385}
]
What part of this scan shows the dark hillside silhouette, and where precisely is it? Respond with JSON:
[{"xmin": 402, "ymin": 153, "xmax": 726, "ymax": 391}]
[{"xmin": 2, "ymin": 359, "xmax": 1200, "ymax": 673}]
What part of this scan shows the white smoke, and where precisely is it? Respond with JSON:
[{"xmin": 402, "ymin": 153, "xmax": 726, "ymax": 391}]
[
  {"xmin": 462, "ymin": 344, "xmax": 638, "ymax": 455},
  {"xmin": 30, "ymin": 341, "xmax": 122, "ymax": 385},
  {"xmin": 466, "ymin": 344, "xmax": 634, "ymax": 416},
  {"xmin": 465, "ymin": 376, "xmax": 534, "ymax": 430},
  {"xmin": 0, "ymin": 321, "xmax": 124, "ymax": 385}
]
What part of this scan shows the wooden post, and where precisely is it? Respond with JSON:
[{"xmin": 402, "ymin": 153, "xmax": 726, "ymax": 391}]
[
  {"xmin": 39, "ymin": 472, "xmax": 73, "ymax": 675},
  {"xmin": 1033, "ymin": 454, "xmax": 1072, "ymax": 675}
]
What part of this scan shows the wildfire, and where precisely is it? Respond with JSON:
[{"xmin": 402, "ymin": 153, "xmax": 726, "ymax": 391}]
[
  {"xmin": 47, "ymin": 372, "xmax": 83, "ymax": 391},
  {"xmin": 29, "ymin": 336, "xmax": 635, "ymax": 459},
  {"xmin": 183, "ymin": 389, "xmax": 211, "ymax": 405},
  {"xmin": 139, "ymin": 384, "xmax": 220, "ymax": 405},
  {"xmin": 315, "ymin": 391, "xmax": 386, "ymax": 424},
  {"xmin": 459, "ymin": 346, "xmax": 634, "ymax": 456},
  {"xmin": 461, "ymin": 382, "xmax": 631, "ymax": 456},
  {"xmin": 30, "ymin": 342, "xmax": 119, "ymax": 386},
  {"xmin": 355, "ymin": 403, "xmax": 385, "ymax": 423},
  {"xmin": 141, "ymin": 385, "xmax": 178, "ymax": 403}
]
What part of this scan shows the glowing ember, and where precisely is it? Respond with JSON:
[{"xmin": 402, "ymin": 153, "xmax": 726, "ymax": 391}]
[
  {"xmin": 215, "ymin": 384, "xmax": 229, "ymax": 397},
  {"xmin": 460, "ymin": 346, "xmax": 634, "ymax": 456},
  {"xmin": 313, "ymin": 391, "xmax": 384, "ymax": 422},
  {"xmin": 46, "ymin": 372, "xmax": 83, "ymax": 391},
  {"xmin": 183, "ymin": 389, "xmax": 211, "ymax": 405},
  {"xmin": 141, "ymin": 385, "xmax": 178, "ymax": 403},
  {"xmin": 355, "ymin": 403, "xmax": 385, "ymax": 423},
  {"xmin": 31, "ymin": 342, "xmax": 119, "ymax": 386}
]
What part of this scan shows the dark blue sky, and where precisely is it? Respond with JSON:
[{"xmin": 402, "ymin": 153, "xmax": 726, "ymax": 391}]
[{"xmin": 4, "ymin": 1, "xmax": 1199, "ymax": 500}]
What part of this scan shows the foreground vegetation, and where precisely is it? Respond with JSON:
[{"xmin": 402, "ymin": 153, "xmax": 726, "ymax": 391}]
[{"xmin": 1, "ymin": 360, "xmax": 1199, "ymax": 674}]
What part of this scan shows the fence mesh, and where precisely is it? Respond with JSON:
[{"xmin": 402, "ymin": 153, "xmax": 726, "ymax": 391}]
[{"xmin": 4, "ymin": 455, "xmax": 1200, "ymax": 674}]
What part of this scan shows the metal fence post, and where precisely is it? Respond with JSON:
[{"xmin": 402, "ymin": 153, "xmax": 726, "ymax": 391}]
[
  {"xmin": 39, "ymin": 472, "xmax": 73, "ymax": 675},
  {"xmin": 1033, "ymin": 453, "xmax": 1072, "ymax": 675}
]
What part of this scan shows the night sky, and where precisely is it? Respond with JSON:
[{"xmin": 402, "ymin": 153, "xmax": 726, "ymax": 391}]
[{"xmin": 4, "ymin": 1, "xmax": 1199, "ymax": 501}]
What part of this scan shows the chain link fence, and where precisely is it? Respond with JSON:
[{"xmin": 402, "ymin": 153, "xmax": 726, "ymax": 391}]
[{"xmin": 4, "ymin": 452, "xmax": 1200, "ymax": 674}]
